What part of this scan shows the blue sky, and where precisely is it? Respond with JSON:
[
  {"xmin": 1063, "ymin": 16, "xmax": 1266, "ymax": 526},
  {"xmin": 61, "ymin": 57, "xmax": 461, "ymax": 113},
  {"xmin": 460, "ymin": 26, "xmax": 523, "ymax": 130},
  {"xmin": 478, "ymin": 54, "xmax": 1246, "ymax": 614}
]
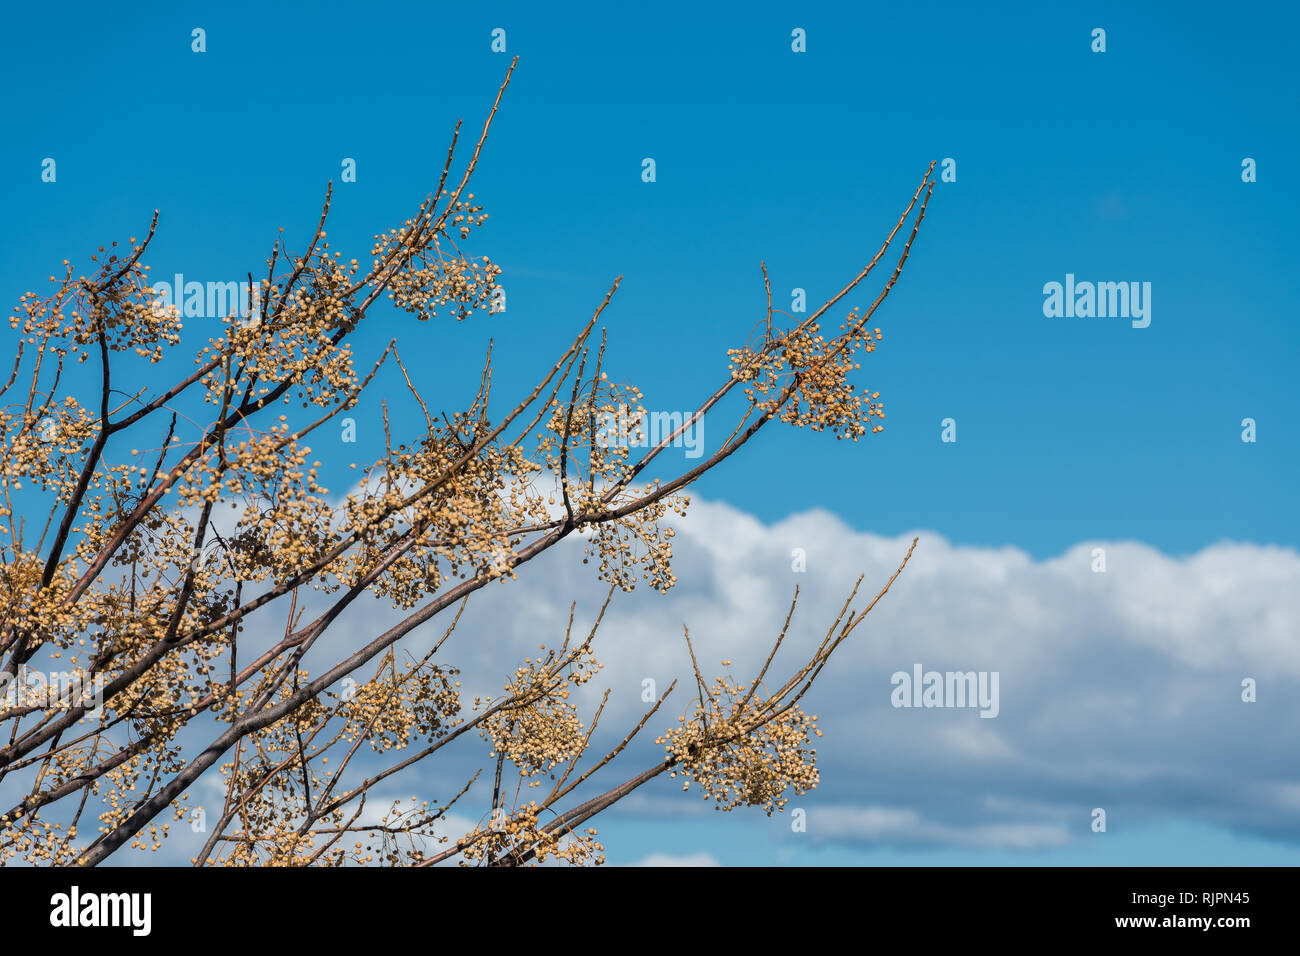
[{"xmin": 2, "ymin": 0, "xmax": 1297, "ymax": 865}]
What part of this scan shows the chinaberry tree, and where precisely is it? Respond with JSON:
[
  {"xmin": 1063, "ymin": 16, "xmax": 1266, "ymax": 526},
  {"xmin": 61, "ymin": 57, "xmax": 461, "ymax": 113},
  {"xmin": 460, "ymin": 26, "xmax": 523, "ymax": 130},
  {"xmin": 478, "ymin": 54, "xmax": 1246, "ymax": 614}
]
[{"xmin": 0, "ymin": 63, "xmax": 932, "ymax": 866}]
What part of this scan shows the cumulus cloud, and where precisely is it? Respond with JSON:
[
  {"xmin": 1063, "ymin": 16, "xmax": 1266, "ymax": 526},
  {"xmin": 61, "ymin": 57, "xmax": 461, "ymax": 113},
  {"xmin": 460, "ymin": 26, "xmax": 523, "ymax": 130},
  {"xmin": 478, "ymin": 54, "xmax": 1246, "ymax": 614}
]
[
  {"xmin": 806, "ymin": 805, "xmax": 1071, "ymax": 850},
  {"xmin": 633, "ymin": 852, "xmax": 720, "ymax": 867},
  {"xmin": 380, "ymin": 495, "xmax": 1300, "ymax": 851},
  {"xmin": 181, "ymin": 492, "xmax": 1300, "ymax": 858}
]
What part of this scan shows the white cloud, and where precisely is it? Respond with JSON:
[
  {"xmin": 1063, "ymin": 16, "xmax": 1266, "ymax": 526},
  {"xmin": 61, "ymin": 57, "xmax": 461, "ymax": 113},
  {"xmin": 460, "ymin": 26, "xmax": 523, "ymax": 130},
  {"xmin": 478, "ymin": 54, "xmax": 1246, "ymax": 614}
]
[
  {"xmin": 192, "ymin": 493, "xmax": 1300, "ymax": 855},
  {"xmin": 809, "ymin": 805, "xmax": 1071, "ymax": 850},
  {"xmin": 632, "ymin": 851, "xmax": 720, "ymax": 867},
  {"xmin": 401, "ymin": 496, "xmax": 1300, "ymax": 850}
]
